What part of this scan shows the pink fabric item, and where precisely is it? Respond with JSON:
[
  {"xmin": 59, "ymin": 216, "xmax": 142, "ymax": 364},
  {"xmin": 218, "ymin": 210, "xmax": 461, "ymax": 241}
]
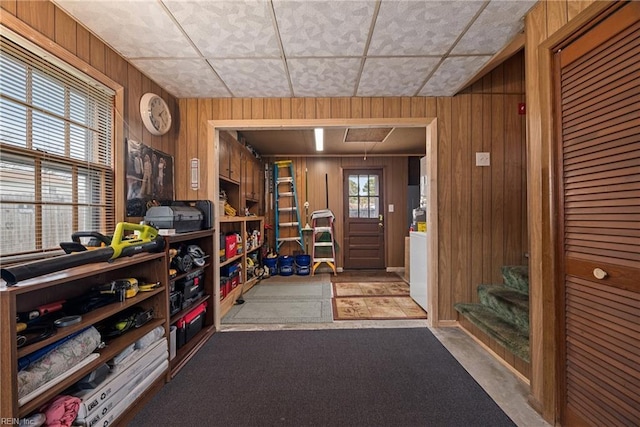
[{"xmin": 39, "ymin": 395, "xmax": 81, "ymax": 427}]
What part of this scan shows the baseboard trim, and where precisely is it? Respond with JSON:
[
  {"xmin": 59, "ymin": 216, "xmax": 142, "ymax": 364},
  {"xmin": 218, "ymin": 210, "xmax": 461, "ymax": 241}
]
[
  {"xmin": 386, "ymin": 267, "xmax": 404, "ymax": 273},
  {"xmin": 434, "ymin": 320, "xmax": 458, "ymax": 327},
  {"xmin": 457, "ymin": 320, "xmax": 530, "ymax": 385}
]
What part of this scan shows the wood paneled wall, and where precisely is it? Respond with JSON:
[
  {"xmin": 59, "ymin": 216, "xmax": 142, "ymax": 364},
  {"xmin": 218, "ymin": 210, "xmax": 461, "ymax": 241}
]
[
  {"xmin": 524, "ymin": 0, "xmax": 600, "ymax": 422},
  {"xmin": 0, "ymin": 0, "xmax": 178, "ymax": 223},
  {"xmin": 175, "ymin": 52, "xmax": 527, "ymax": 324},
  {"xmin": 3, "ymin": 0, "xmax": 533, "ymax": 404}
]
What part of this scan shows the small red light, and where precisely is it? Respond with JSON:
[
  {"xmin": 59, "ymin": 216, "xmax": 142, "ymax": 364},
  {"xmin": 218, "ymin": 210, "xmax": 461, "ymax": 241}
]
[{"xmin": 518, "ymin": 103, "xmax": 526, "ymax": 115}]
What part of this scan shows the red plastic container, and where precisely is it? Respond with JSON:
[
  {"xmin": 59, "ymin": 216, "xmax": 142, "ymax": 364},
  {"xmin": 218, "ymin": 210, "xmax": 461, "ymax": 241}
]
[{"xmin": 225, "ymin": 234, "xmax": 237, "ymax": 259}]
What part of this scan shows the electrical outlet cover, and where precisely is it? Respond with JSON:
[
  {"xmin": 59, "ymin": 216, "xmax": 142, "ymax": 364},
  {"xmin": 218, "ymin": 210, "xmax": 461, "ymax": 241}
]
[{"xmin": 476, "ymin": 152, "xmax": 490, "ymax": 167}]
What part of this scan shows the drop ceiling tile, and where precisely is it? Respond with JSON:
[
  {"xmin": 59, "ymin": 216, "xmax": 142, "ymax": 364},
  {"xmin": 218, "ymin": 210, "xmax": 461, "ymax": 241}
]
[
  {"xmin": 369, "ymin": 1, "xmax": 484, "ymax": 56},
  {"xmin": 130, "ymin": 59, "xmax": 230, "ymax": 98},
  {"xmin": 164, "ymin": 0, "xmax": 281, "ymax": 58},
  {"xmin": 419, "ymin": 56, "xmax": 491, "ymax": 96},
  {"xmin": 273, "ymin": 0, "xmax": 376, "ymax": 57},
  {"xmin": 357, "ymin": 57, "xmax": 440, "ymax": 97},
  {"xmin": 211, "ymin": 59, "xmax": 291, "ymax": 98},
  {"xmin": 53, "ymin": 1, "xmax": 196, "ymax": 58},
  {"xmin": 452, "ymin": 0, "xmax": 536, "ymax": 55},
  {"xmin": 288, "ymin": 58, "xmax": 361, "ymax": 97}
]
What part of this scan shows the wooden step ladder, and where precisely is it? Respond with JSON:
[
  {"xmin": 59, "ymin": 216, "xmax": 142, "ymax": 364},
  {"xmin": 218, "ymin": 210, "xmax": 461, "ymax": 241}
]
[
  {"xmin": 311, "ymin": 209, "xmax": 337, "ymax": 275},
  {"xmin": 274, "ymin": 160, "xmax": 303, "ymax": 252}
]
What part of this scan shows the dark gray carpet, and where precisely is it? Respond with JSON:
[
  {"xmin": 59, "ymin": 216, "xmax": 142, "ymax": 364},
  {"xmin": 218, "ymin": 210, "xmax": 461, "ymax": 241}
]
[{"xmin": 129, "ymin": 328, "xmax": 515, "ymax": 427}]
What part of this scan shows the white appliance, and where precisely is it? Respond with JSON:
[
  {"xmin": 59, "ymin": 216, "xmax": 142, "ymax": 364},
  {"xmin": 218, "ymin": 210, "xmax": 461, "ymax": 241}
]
[{"xmin": 410, "ymin": 231, "xmax": 428, "ymax": 312}]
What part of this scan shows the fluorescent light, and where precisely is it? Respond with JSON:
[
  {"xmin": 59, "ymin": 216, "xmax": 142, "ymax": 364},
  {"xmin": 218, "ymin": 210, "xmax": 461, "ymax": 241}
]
[{"xmin": 314, "ymin": 128, "xmax": 324, "ymax": 151}]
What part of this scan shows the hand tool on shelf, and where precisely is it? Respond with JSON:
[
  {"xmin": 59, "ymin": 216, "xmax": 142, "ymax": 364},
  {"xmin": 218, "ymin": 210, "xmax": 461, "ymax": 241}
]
[{"xmin": 1, "ymin": 223, "xmax": 165, "ymax": 286}]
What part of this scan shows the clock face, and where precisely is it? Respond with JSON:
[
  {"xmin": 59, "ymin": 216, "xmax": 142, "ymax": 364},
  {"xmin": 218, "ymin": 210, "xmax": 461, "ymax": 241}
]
[{"xmin": 140, "ymin": 93, "xmax": 171, "ymax": 136}]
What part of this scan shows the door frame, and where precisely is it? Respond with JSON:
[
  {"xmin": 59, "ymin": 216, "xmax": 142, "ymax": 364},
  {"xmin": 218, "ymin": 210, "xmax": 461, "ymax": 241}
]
[
  {"xmin": 207, "ymin": 117, "xmax": 439, "ymax": 327},
  {"xmin": 342, "ymin": 166, "xmax": 386, "ymax": 270}
]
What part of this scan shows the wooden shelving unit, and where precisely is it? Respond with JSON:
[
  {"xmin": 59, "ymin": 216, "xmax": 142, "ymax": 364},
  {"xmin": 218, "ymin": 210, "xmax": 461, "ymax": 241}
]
[
  {"xmin": 216, "ymin": 216, "xmax": 265, "ymax": 320},
  {"xmin": 164, "ymin": 229, "xmax": 216, "ymax": 377},
  {"xmin": 212, "ymin": 132, "xmax": 266, "ymax": 325},
  {"xmin": 0, "ymin": 252, "xmax": 169, "ymax": 422}
]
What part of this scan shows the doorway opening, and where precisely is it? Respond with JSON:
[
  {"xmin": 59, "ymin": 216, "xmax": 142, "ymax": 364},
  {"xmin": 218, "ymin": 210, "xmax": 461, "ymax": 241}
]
[{"xmin": 208, "ymin": 117, "xmax": 438, "ymax": 328}]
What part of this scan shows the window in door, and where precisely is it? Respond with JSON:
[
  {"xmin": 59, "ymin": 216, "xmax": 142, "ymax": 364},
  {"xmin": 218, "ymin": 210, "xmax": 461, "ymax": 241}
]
[{"xmin": 348, "ymin": 174, "xmax": 379, "ymax": 218}]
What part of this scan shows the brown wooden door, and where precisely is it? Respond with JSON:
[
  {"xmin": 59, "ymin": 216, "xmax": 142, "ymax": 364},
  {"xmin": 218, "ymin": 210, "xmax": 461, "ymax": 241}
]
[
  {"xmin": 343, "ymin": 168, "xmax": 385, "ymax": 269},
  {"xmin": 555, "ymin": 4, "xmax": 640, "ymax": 426}
]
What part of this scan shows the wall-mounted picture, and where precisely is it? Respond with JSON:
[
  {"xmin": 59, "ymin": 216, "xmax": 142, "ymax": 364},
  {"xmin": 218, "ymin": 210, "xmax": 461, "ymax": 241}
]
[{"xmin": 125, "ymin": 139, "xmax": 174, "ymax": 216}]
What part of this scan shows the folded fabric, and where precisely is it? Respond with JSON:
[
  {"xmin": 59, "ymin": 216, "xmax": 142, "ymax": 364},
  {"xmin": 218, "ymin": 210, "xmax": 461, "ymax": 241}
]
[
  {"xmin": 39, "ymin": 395, "xmax": 81, "ymax": 427},
  {"xmin": 18, "ymin": 327, "xmax": 102, "ymax": 399}
]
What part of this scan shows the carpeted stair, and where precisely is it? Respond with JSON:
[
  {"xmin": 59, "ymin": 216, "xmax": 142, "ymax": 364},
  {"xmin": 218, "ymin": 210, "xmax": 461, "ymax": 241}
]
[{"xmin": 454, "ymin": 266, "xmax": 530, "ymax": 362}]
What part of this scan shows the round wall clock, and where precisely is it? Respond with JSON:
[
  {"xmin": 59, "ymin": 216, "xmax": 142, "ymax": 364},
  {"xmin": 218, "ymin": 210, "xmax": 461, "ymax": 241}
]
[{"xmin": 140, "ymin": 93, "xmax": 172, "ymax": 136}]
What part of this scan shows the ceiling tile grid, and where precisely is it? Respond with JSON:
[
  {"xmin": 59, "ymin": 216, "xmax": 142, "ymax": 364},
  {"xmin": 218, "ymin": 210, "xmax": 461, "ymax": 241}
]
[
  {"xmin": 288, "ymin": 58, "xmax": 362, "ymax": 97},
  {"xmin": 367, "ymin": 0, "xmax": 485, "ymax": 56},
  {"xmin": 165, "ymin": 0, "xmax": 281, "ymax": 58},
  {"xmin": 211, "ymin": 58, "xmax": 291, "ymax": 98},
  {"xmin": 273, "ymin": 0, "xmax": 376, "ymax": 57},
  {"xmin": 358, "ymin": 57, "xmax": 441, "ymax": 97},
  {"xmin": 130, "ymin": 58, "xmax": 230, "ymax": 98},
  {"xmin": 55, "ymin": 0, "xmax": 198, "ymax": 58},
  {"xmin": 419, "ymin": 56, "xmax": 492, "ymax": 96},
  {"xmin": 452, "ymin": 0, "xmax": 536, "ymax": 55},
  {"xmin": 52, "ymin": 0, "xmax": 535, "ymax": 99}
]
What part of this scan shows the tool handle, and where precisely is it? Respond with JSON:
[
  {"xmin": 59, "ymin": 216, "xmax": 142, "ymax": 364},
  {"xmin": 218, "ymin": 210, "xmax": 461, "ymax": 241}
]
[
  {"xmin": 71, "ymin": 231, "xmax": 112, "ymax": 246},
  {"xmin": 110, "ymin": 223, "xmax": 160, "ymax": 258}
]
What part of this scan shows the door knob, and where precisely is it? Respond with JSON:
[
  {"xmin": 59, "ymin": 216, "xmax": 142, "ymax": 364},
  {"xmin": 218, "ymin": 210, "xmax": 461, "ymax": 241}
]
[{"xmin": 593, "ymin": 268, "xmax": 608, "ymax": 280}]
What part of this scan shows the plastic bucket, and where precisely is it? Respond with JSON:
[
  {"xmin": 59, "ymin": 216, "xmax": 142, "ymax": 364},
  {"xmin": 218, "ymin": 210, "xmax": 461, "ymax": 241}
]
[
  {"xmin": 278, "ymin": 256, "xmax": 294, "ymax": 276},
  {"xmin": 263, "ymin": 257, "xmax": 278, "ymax": 276},
  {"xmin": 295, "ymin": 254, "xmax": 311, "ymax": 276}
]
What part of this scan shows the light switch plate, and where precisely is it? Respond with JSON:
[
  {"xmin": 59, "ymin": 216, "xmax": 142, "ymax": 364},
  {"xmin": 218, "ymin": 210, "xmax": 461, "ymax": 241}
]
[
  {"xmin": 388, "ymin": 204, "xmax": 394, "ymax": 212},
  {"xmin": 476, "ymin": 152, "xmax": 490, "ymax": 167}
]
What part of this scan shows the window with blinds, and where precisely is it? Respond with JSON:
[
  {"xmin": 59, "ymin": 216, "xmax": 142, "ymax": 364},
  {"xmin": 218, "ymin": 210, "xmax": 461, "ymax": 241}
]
[{"xmin": 0, "ymin": 35, "xmax": 115, "ymax": 260}]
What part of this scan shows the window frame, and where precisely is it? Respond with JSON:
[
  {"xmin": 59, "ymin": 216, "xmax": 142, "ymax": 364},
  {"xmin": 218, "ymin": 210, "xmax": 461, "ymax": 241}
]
[{"xmin": 0, "ymin": 24, "xmax": 124, "ymax": 263}]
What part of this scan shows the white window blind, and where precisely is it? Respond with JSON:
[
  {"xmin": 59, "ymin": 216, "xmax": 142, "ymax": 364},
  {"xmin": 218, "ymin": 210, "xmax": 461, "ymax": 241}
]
[{"xmin": 0, "ymin": 35, "xmax": 115, "ymax": 259}]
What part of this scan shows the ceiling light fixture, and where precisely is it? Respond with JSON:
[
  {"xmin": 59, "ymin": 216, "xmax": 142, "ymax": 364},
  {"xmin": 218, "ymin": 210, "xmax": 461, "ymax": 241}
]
[{"xmin": 314, "ymin": 128, "xmax": 324, "ymax": 151}]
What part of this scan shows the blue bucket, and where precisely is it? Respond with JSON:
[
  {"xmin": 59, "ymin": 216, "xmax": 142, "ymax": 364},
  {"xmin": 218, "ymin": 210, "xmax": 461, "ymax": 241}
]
[
  {"xmin": 263, "ymin": 257, "xmax": 278, "ymax": 276},
  {"xmin": 295, "ymin": 254, "xmax": 311, "ymax": 276},
  {"xmin": 278, "ymin": 255, "xmax": 294, "ymax": 276}
]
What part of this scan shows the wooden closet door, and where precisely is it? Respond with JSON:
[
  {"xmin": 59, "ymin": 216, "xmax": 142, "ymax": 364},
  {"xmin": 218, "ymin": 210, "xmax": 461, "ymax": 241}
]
[{"xmin": 555, "ymin": 3, "xmax": 640, "ymax": 426}]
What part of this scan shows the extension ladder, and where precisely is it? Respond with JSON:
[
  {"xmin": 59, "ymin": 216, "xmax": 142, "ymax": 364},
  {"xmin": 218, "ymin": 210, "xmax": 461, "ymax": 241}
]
[
  {"xmin": 311, "ymin": 209, "xmax": 337, "ymax": 275},
  {"xmin": 274, "ymin": 160, "xmax": 303, "ymax": 252}
]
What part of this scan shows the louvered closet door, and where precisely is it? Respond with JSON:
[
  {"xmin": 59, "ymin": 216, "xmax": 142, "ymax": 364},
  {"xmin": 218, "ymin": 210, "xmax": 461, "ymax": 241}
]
[{"xmin": 556, "ymin": 3, "xmax": 640, "ymax": 426}]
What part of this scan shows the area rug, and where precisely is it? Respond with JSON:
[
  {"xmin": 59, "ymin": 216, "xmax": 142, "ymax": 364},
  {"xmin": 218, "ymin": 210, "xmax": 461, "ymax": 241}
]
[
  {"xmin": 223, "ymin": 299, "xmax": 334, "ymax": 324},
  {"xmin": 130, "ymin": 328, "xmax": 515, "ymax": 427},
  {"xmin": 333, "ymin": 281, "xmax": 409, "ymax": 296},
  {"xmin": 331, "ymin": 281, "xmax": 426, "ymax": 320},
  {"xmin": 332, "ymin": 295, "xmax": 427, "ymax": 320},
  {"xmin": 222, "ymin": 281, "xmax": 333, "ymax": 324},
  {"xmin": 244, "ymin": 282, "xmax": 332, "ymax": 300}
]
